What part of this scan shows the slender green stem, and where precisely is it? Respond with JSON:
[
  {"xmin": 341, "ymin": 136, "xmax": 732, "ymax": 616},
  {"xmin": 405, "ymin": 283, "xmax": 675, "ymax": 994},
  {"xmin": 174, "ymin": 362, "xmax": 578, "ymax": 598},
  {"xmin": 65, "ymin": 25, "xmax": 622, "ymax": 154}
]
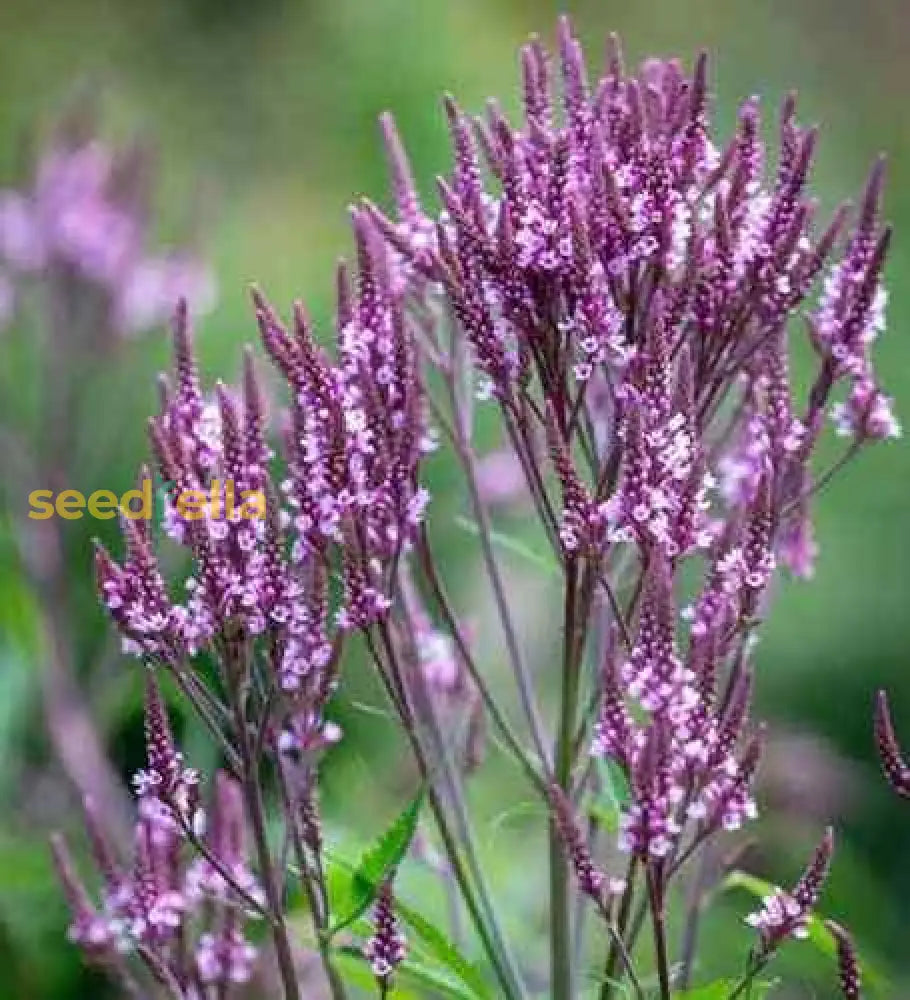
[
  {"xmin": 175, "ymin": 812, "xmax": 273, "ymax": 923},
  {"xmin": 678, "ymin": 846, "xmax": 713, "ymax": 991},
  {"xmin": 727, "ymin": 950, "xmax": 767, "ymax": 1000},
  {"xmin": 137, "ymin": 945, "xmax": 186, "ymax": 1000},
  {"xmin": 444, "ymin": 374, "xmax": 551, "ymax": 772},
  {"xmin": 592, "ymin": 898, "xmax": 645, "ymax": 1000},
  {"xmin": 415, "ymin": 527, "xmax": 547, "ymax": 796}
]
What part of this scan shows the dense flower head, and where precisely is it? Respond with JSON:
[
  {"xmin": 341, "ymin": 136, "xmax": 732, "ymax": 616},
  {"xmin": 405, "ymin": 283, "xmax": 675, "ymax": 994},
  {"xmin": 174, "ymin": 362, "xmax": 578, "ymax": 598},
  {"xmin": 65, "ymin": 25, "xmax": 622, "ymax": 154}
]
[
  {"xmin": 596, "ymin": 556, "xmax": 761, "ymax": 862},
  {"xmin": 133, "ymin": 671, "xmax": 201, "ymax": 840},
  {"xmin": 0, "ymin": 130, "xmax": 214, "ymax": 337},
  {"xmin": 96, "ymin": 300, "xmax": 355, "ymax": 764},
  {"xmin": 253, "ymin": 216, "xmax": 429, "ymax": 631}
]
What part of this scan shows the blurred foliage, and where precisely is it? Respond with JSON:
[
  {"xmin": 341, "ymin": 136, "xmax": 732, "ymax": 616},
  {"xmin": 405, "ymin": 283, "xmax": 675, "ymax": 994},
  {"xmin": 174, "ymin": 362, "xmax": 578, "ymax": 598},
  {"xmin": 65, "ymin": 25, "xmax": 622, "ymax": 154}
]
[{"xmin": 0, "ymin": 0, "xmax": 908, "ymax": 997}]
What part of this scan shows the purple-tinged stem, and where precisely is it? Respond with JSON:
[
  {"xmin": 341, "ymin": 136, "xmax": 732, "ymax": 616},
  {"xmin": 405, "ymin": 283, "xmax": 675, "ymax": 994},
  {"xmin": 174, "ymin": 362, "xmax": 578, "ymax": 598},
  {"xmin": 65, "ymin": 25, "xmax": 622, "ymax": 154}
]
[{"xmin": 647, "ymin": 863, "xmax": 672, "ymax": 1000}]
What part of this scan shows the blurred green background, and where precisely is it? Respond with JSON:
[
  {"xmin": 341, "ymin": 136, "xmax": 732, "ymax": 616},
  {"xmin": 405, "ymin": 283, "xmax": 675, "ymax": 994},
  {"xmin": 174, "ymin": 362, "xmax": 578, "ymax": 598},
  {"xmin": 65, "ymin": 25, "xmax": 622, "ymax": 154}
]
[{"xmin": 0, "ymin": 0, "xmax": 908, "ymax": 996}]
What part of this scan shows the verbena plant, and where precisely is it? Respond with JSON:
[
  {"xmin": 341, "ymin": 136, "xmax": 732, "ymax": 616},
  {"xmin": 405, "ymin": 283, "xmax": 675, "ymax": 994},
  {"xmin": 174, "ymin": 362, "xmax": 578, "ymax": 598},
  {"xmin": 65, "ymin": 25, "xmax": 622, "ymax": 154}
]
[{"xmin": 51, "ymin": 18, "xmax": 899, "ymax": 1000}]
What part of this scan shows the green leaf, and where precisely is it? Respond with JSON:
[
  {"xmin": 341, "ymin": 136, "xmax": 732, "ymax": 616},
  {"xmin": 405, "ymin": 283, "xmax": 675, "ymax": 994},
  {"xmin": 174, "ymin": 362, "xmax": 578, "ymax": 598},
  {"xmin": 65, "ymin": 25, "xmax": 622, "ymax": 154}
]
[
  {"xmin": 331, "ymin": 949, "xmax": 422, "ymax": 998},
  {"xmin": 335, "ymin": 946, "xmax": 485, "ymax": 1000},
  {"xmin": 674, "ymin": 978, "xmax": 776, "ymax": 1000},
  {"xmin": 396, "ymin": 955, "xmax": 487, "ymax": 1000},
  {"xmin": 326, "ymin": 882, "xmax": 490, "ymax": 998},
  {"xmin": 454, "ymin": 515, "xmax": 558, "ymax": 576},
  {"xmin": 395, "ymin": 900, "xmax": 491, "ymax": 999},
  {"xmin": 328, "ymin": 791, "xmax": 423, "ymax": 936},
  {"xmin": 587, "ymin": 757, "xmax": 631, "ymax": 832},
  {"xmin": 721, "ymin": 871, "xmax": 888, "ymax": 996}
]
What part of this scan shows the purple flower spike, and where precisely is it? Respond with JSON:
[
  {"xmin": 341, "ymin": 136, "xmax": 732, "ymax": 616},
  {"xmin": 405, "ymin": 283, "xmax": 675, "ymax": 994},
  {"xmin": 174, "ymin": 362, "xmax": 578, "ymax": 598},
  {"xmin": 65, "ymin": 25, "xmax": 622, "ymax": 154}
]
[
  {"xmin": 364, "ymin": 878, "xmax": 408, "ymax": 986},
  {"xmin": 826, "ymin": 920, "xmax": 862, "ymax": 1000},
  {"xmin": 134, "ymin": 670, "xmax": 200, "ymax": 839},
  {"xmin": 746, "ymin": 827, "xmax": 834, "ymax": 952},
  {"xmin": 548, "ymin": 784, "xmax": 609, "ymax": 905},
  {"xmin": 874, "ymin": 689, "xmax": 910, "ymax": 799},
  {"xmin": 51, "ymin": 834, "xmax": 116, "ymax": 960}
]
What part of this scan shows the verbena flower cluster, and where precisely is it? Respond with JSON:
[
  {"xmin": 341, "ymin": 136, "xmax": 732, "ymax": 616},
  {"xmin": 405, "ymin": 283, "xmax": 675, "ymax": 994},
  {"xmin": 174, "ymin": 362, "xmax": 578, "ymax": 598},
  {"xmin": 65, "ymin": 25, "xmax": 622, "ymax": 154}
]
[
  {"xmin": 370, "ymin": 14, "xmax": 893, "ymax": 965},
  {"xmin": 55, "ymin": 18, "xmax": 896, "ymax": 1000}
]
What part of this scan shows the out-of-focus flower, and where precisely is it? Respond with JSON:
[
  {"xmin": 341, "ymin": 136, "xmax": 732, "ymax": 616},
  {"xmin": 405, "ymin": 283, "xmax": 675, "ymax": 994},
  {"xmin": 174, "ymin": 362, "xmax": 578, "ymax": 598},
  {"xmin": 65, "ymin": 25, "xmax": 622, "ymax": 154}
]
[
  {"xmin": 475, "ymin": 447, "xmax": 530, "ymax": 508},
  {"xmin": 0, "ymin": 269, "xmax": 13, "ymax": 331},
  {"xmin": 0, "ymin": 135, "xmax": 214, "ymax": 338},
  {"xmin": 115, "ymin": 254, "xmax": 217, "ymax": 335}
]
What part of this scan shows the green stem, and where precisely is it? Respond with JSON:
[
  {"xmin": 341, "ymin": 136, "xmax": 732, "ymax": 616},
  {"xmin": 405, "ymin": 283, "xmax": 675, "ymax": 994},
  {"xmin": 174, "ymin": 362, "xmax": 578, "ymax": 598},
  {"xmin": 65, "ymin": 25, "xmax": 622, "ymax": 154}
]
[
  {"xmin": 274, "ymin": 758, "xmax": 348, "ymax": 1000},
  {"xmin": 443, "ymin": 372, "xmax": 551, "ymax": 772},
  {"xmin": 727, "ymin": 950, "xmax": 768, "ymax": 1000},
  {"xmin": 415, "ymin": 527, "xmax": 547, "ymax": 796}
]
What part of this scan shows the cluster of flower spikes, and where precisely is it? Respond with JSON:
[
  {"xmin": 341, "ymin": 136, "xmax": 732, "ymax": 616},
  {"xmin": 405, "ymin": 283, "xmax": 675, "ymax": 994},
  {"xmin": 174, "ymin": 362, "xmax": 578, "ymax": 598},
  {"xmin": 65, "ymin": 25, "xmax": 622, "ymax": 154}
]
[
  {"xmin": 94, "ymin": 300, "xmax": 343, "ymax": 752},
  {"xmin": 365, "ymin": 15, "xmax": 895, "ymax": 951},
  {"xmin": 252, "ymin": 209, "xmax": 430, "ymax": 633},
  {"xmin": 593, "ymin": 554, "xmax": 764, "ymax": 863},
  {"xmin": 0, "ymin": 129, "xmax": 214, "ymax": 336},
  {"xmin": 370, "ymin": 17, "xmax": 896, "ymax": 572},
  {"xmin": 52, "ymin": 673, "xmax": 263, "ymax": 990}
]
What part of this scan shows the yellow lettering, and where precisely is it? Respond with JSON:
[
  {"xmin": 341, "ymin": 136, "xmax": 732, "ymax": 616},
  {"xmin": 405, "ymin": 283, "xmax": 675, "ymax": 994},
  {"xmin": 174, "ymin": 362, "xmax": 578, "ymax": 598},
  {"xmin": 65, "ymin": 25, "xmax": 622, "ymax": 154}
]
[
  {"xmin": 88, "ymin": 489, "xmax": 118, "ymax": 520},
  {"xmin": 56, "ymin": 489, "xmax": 86, "ymax": 520},
  {"xmin": 121, "ymin": 478, "xmax": 152, "ymax": 520},
  {"xmin": 27, "ymin": 489, "xmax": 55, "ymax": 520},
  {"xmin": 209, "ymin": 478, "xmax": 222, "ymax": 520},
  {"xmin": 176, "ymin": 489, "xmax": 207, "ymax": 520},
  {"xmin": 239, "ymin": 490, "xmax": 266, "ymax": 520}
]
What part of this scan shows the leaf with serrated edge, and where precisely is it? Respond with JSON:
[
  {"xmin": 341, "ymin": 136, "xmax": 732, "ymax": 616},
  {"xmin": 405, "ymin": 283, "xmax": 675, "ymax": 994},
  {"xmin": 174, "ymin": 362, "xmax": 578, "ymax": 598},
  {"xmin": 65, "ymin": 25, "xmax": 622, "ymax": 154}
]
[
  {"xmin": 395, "ymin": 899, "xmax": 491, "ymax": 999},
  {"xmin": 328, "ymin": 791, "xmax": 423, "ymax": 936}
]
